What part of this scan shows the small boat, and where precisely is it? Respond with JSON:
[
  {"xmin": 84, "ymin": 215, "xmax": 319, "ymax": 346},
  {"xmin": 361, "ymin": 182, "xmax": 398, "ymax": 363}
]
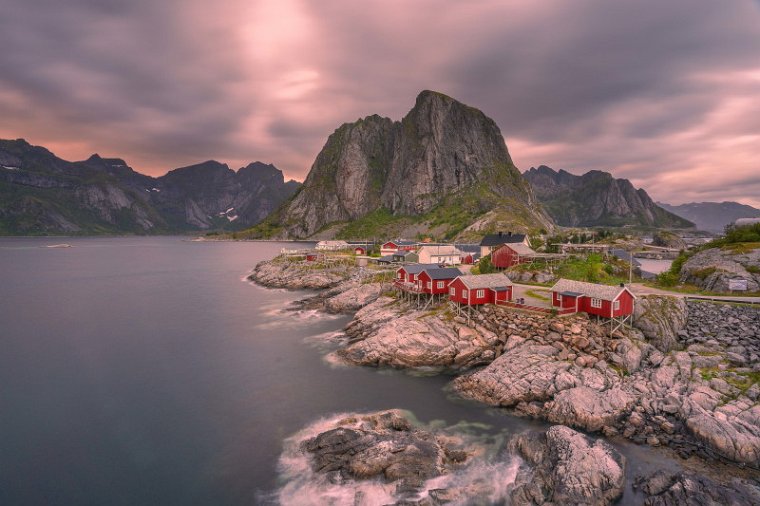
[{"xmin": 45, "ymin": 243, "xmax": 73, "ymax": 248}]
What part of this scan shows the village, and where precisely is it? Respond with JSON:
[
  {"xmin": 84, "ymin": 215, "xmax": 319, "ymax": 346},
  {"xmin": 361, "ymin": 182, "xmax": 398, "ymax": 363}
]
[{"xmin": 279, "ymin": 232, "xmax": 641, "ymax": 334}]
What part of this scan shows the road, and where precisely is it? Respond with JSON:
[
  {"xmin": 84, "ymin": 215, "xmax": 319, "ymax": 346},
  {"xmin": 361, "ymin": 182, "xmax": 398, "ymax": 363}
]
[{"xmin": 511, "ymin": 282, "xmax": 760, "ymax": 305}]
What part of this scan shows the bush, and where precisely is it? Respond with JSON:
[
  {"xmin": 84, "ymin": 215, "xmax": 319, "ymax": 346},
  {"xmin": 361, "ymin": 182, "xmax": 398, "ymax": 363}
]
[{"xmin": 478, "ymin": 255, "xmax": 494, "ymax": 274}]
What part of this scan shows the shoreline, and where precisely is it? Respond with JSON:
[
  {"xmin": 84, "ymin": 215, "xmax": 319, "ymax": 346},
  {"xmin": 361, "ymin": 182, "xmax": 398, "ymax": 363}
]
[{"xmin": 249, "ymin": 254, "xmax": 760, "ymax": 502}]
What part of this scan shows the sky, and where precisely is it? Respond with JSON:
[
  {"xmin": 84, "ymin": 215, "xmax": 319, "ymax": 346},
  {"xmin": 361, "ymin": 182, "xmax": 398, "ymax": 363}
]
[{"xmin": 1, "ymin": 0, "xmax": 759, "ymax": 206}]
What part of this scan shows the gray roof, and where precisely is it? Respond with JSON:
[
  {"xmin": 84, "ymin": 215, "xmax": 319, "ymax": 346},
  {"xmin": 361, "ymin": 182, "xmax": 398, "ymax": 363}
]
[
  {"xmin": 421, "ymin": 267, "xmax": 463, "ymax": 280},
  {"xmin": 456, "ymin": 273, "xmax": 513, "ymax": 289},
  {"xmin": 499, "ymin": 242, "xmax": 536, "ymax": 255},
  {"xmin": 550, "ymin": 278, "xmax": 635, "ymax": 301},
  {"xmin": 377, "ymin": 255, "xmax": 395, "ymax": 263},
  {"xmin": 480, "ymin": 233, "xmax": 526, "ymax": 247},
  {"xmin": 455, "ymin": 244, "xmax": 480, "ymax": 253},
  {"xmin": 397, "ymin": 263, "xmax": 439, "ymax": 274}
]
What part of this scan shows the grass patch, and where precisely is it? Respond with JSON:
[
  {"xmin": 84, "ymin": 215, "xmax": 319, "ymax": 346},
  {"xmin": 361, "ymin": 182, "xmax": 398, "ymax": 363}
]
[{"xmin": 525, "ymin": 289, "xmax": 551, "ymax": 301}]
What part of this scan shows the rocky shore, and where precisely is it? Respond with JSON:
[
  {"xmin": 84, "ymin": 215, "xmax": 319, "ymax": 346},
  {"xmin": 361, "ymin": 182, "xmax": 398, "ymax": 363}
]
[
  {"xmin": 252, "ymin": 257, "xmax": 760, "ymax": 502},
  {"xmin": 679, "ymin": 246, "xmax": 760, "ymax": 292}
]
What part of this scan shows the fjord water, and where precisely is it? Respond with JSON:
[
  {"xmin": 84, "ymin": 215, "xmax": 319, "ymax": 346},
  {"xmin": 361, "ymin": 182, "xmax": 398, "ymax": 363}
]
[{"xmin": 0, "ymin": 237, "xmax": 677, "ymax": 505}]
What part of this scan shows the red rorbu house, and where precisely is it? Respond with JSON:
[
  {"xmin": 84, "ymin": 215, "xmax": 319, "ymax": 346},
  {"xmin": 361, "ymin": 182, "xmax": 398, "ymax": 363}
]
[
  {"xmin": 395, "ymin": 264, "xmax": 440, "ymax": 287},
  {"xmin": 381, "ymin": 240, "xmax": 418, "ymax": 257},
  {"xmin": 448, "ymin": 273, "xmax": 513, "ymax": 310},
  {"xmin": 491, "ymin": 242, "xmax": 536, "ymax": 268},
  {"xmin": 417, "ymin": 268, "xmax": 462, "ymax": 295},
  {"xmin": 354, "ymin": 246, "xmax": 366, "ymax": 255},
  {"xmin": 550, "ymin": 278, "xmax": 636, "ymax": 332}
]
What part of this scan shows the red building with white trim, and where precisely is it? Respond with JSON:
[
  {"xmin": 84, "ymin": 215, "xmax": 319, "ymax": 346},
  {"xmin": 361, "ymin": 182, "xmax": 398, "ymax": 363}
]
[
  {"xmin": 491, "ymin": 242, "xmax": 536, "ymax": 268},
  {"xmin": 417, "ymin": 268, "xmax": 462, "ymax": 295},
  {"xmin": 550, "ymin": 279, "xmax": 636, "ymax": 318},
  {"xmin": 448, "ymin": 273, "xmax": 513, "ymax": 306},
  {"xmin": 381, "ymin": 240, "xmax": 418, "ymax": 256}
]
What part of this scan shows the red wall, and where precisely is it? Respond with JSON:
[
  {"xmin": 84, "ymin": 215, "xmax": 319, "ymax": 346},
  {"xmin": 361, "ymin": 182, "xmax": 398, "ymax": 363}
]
[
  {"xmin": 491, "ymin": 245, "xmax": 531, "ymax": 269},
  {"xmin": 552, "ymin": 289, "xmax": 634, "ymax": 316},
  {"xmin": 417, "ymin": 271, "xmax": 456, "ymax": 294},
  {"xmin": 448, "ymin": 279, "xmax": 499, "ymax": 305}
]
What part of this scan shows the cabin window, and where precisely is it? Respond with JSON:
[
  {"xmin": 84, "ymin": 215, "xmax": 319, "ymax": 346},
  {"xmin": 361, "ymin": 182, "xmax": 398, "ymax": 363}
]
[
  {"xmin": 450, "ymin": 287, "xmax": 456, "ymax": 296},
  {"xmin": 463, "ymin": 290, "xmax": 468, "ymax": 298},
  {"xmin": 397, "ymin": 272, "xmax": 402, "ymax": 279},
  {"xmin": 591, "ymin": 298, "xmax": 602, "ymax": 308},
  {"xmin": 477, "ymin": 289, "xmax": 485, "ymax": 298},
  {"xmin": 427, "ymin": 281, "xmax": 432, "ymax": 289},
  {"xmin": 557, "ymin": 295, "xmax": 563, "ymax": 305},
  {"xmin": 437, "ymin": 281, "xmax": 444, "ymax": 289},
  {"xmin": 613, "ymin": 300, "xmax": 620, "ymax": 311}
]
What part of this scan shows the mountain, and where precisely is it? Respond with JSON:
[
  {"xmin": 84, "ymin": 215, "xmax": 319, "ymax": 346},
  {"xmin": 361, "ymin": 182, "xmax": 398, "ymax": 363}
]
[
  {"xmin": 523, "ymin": 165, "xmax": 693, "ymax": 228},
  {"xmin": 0, "ymin": 139, "xmax": 299, "ymax": 235},
  {"xmin": 657, "ymin": 201, "xmax": 760, "ymax": 233},
  {"xmin": 249, "ymin": 90, "xmax": 551, "ymax": 240}
]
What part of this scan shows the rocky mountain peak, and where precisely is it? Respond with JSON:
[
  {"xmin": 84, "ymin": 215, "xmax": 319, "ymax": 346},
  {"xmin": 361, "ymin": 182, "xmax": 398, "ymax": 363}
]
[{"xmin": 260, "ymin": 90, "xmax": 550, "ymax": 239}]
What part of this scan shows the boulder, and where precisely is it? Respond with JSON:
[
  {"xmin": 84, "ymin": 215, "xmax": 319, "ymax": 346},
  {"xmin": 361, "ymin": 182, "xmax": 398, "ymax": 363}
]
[
  {"xmin": 633, "ymin": 295, "xmax": 687, "ymax": 352},
  {"xmin": 510, "ymin": 425, "xmax": 626, "ymax": 506}
]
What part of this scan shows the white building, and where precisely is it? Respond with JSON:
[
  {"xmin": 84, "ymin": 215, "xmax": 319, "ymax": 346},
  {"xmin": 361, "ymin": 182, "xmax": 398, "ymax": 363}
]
[
  {"xmin": 315, "ymin": 240, "xmax": 350, "ymax": 251},
  {"xmin": 416, "ymin": 245, "xmax": 463, "ymax": 265}
]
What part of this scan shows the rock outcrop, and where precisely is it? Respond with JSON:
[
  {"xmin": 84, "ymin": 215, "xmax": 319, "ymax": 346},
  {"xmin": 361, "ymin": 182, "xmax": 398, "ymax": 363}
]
[
  {"xmin": 524, "ymin": 165, "xmax": 693, "ymax": 228},
  {"xmin": 276, "ymin": 410, "xmax": 520, "ymax": 505},
  {"xmin": 635, "ymin": 469, "xmax": 760, "ymax": 505},
  {"xmin": 337, "ymin": 297, "xmax": 500, "ymax": 370},
  {"xmin": 451, "ymin": 300, "xmax": 760, "ymax": 468},
  {"xmin": 633, "ymin": 295, "xmax": 688, "ymax": 352},
  {"xmin": 257, "ymin": 90, "xmax": 551, "ymax": 239},
  {"xmin": 249, "ymin": 257, "xmax": 357, "ymax": 290},
  {"xmin": 510, "ymin": 426, "xmax": 626, "ymax": 506},
  {"xmin": 679, "ymin": 247, "xmax": 760, "ymax": 292}
]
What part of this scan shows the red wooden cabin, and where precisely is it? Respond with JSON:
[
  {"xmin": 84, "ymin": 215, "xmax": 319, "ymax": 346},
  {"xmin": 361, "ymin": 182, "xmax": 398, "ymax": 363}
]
[
  {"xmin": 381, "ymin": 240, "xmax": 417, "ymax": 256},
  {"xmin": 416, "ymin": 268, "xmax": 463, "ymax": 295},
  {"xmin": 395, "ymin": 264, "xmax": 440, "ymax": 284},
  {"xmin": 491, "ymin": 242, "xmax": 536, "ymax": 269},
  {"xmin": 448, "ymin": 274, "xmax": 513, "ymax": 306},
  {"xmin": 354, "ymin": 246, "xmax": 366, "ymax": 255},
  {"xmin": 550, "ymin": 279, "xmax": 636, "ymax": 318}
]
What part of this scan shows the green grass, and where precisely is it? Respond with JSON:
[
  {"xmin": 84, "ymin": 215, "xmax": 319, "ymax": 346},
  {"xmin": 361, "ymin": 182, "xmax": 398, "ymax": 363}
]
[
  {"xmin": 553, "ymin": 253, "xmax": 630, "ymax": 285},
  {"xmin": 525, "ymin": 289, "xmax": 551, "ymax": 301}
]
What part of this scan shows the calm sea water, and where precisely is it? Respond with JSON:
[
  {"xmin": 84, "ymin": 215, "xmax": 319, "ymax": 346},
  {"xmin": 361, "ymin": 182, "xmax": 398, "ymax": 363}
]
[{"xmin": 0, "ymin": 237, "xmax": 682, "ymax": 505}]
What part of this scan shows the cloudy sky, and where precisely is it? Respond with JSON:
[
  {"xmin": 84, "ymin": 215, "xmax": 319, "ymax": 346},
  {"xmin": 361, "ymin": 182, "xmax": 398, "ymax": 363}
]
[{"xmin": 1, "ymin": 0, "xmax": 759, "ymax": 206}]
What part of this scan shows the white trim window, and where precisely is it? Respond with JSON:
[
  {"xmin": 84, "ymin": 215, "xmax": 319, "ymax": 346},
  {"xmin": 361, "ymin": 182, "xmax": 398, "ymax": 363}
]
[
  {"xmin": 463, "ymin": 290, "xmax": 468, "ymax": 298},
  {"xmin": 590, "ymin": 298, "xmax": 602, "ymax": 309},
  {"xmin": 427, "ymin": 281, "xmax": 432, "ymax": 289},
  {"xmin": 450, "ymin": 287, "xmax": 456, "ymax": 296},
  {"xmin": 397, "ymin": 272, "xmax": 403, "ymax": 279},
  {"xmin": 613, "ymin": 300, "xmax": 620, "ymax": 311},
  {"xmin": 557, "ymin": 294, "xmax": 563, "ymax": 305},
  {"xmin": 437, "ymin": 281, "xmax": 444, "ymax": 289},
  {"xmin": 476, "ymin": 289, "xmax": 485, "ymax": 298}
]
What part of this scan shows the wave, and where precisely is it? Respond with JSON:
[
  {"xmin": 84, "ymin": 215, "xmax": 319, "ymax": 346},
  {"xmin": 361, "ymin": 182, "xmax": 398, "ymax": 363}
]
[{"xmin": 272, "ymin": 411, "xmax": 521, "ymax": 505}]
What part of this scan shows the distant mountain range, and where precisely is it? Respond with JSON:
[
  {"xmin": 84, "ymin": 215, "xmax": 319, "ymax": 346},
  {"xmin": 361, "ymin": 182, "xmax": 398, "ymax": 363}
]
[
  {"xmin": 0, "ymin": 139, "xmax": 299, "ymax": 235},
  {"xmin": 657, "ymin": 201, "xmax": 760, "ymax": 233},
  {"xmin": 524, "ymin": 166, "xmax": 693, "ymax": 229},
  {"xmin": 244, "ymin": 90, "xmax": 551, "ymax": 241}
]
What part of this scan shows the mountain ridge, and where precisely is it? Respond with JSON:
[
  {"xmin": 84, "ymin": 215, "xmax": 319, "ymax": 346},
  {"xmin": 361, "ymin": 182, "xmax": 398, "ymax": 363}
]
[
  {"xmin": 658, "ymin": 201, "xmax": 760, "ymax": 233},
  {"xmin": 524, "ymin": 165, "xmax": 693, "ymax": 229},
  {"xmin": 0, "ymin": 138, "xmax": 300, "ymax": 235}
]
